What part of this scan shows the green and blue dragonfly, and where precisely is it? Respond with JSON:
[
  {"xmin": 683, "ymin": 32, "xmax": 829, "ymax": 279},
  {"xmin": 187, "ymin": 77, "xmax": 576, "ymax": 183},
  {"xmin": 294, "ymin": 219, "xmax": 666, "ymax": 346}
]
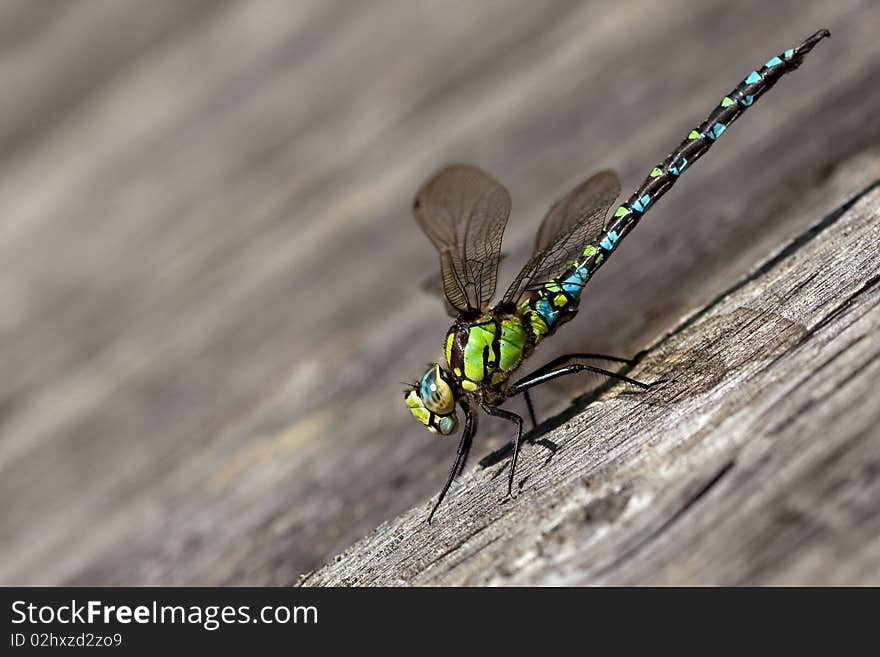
[{"xmin": 404, "ymin": 29, "xmax": 830, "ymax": 522}]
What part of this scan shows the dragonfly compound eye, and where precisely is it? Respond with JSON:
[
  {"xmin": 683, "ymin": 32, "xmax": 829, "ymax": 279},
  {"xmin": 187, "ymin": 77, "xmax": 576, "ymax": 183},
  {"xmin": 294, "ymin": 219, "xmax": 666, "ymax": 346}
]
[
  {"xmin": 418, "ymin": 364, "xmax": 456, "ymax": 415},
  {"xmin": 403, "ymin": 387, "xmax": 458, "ymax": 435}
]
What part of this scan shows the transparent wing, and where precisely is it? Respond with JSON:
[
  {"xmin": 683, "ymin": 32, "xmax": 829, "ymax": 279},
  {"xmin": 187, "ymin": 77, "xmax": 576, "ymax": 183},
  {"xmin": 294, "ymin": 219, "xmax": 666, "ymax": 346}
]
[
  {"xmin": 414, "ymin": 165, "xmax": 511, "ymax": 314},
  {"xmin": 419, "ymin": 270, "xmax": 458, "ymax": 317},
  {"xmin": 502, "ymin": 170, "xmax": 620, "ymax": 303},
  {"xmin": 420, "ymin": 254, "xmax": 509, "ymax": 317}
]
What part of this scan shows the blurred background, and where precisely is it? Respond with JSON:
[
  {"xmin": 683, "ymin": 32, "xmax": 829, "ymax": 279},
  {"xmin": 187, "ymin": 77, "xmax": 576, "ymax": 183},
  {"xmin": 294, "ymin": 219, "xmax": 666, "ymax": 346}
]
[{"xmin": 1, "ymin": 0, "xmax": 878, "ymax": 585}]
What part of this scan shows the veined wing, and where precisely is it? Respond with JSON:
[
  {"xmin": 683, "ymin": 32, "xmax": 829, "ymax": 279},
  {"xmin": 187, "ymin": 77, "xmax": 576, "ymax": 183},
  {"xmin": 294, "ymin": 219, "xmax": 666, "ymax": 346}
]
[
  {"xmin": 420, "ymin": 254, "xmax": 509, "ymax": 317},
  {"xmin": 414, "ymin": 165, "xmax": 511, "ymax": 314},
  {"xmin": 502, "ymin": 170, "xmax": 620, "ymax": 303}
]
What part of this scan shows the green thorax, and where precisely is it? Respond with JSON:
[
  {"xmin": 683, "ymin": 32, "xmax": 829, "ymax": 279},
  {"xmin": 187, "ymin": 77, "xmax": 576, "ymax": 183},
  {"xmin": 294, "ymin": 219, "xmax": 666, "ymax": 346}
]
[
  {"xmin": 443, "ymin": 243, "xmax": 600, "ymax": 395},
  {"xmin": 444, "ymin": 312, "xmax": 529, "ymax": 393}
]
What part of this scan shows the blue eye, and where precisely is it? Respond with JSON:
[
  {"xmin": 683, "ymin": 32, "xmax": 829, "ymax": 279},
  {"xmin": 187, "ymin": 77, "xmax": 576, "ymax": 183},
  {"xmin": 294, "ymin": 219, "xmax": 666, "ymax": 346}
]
[
  {"xmin": 419, "ymin": 364, "xmax": 455, "ymax": 414},
  {"xmin": 419, "ymin": 369, "xmax": 437, "ymax": 401}
]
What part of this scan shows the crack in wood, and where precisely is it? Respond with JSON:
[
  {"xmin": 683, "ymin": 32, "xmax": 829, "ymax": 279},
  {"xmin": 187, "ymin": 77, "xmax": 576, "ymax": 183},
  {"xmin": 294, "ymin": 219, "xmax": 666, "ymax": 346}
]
[{"xmin": 589, "ymin": 460, "xmax": 736, "ymax": 580}]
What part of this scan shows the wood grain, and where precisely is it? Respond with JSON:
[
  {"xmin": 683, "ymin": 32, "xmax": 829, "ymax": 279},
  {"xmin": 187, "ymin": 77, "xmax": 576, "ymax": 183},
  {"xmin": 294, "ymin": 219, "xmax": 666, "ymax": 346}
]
[
  {"xmin": 304, "ymin": 182, "xmax": 880, "ymax": 586},
  {"xmin": 1, "ymin": 0, "xmax": 878, "ymax": 585}
]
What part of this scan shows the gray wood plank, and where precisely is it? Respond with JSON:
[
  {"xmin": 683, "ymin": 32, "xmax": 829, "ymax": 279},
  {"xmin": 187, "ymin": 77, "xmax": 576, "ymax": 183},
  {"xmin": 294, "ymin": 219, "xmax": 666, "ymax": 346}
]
[
  {"xmin": 0, "ymin": 0, "xmax": 878, "ymax": 585},
  {"xmin": 304, "ymin": 181, "xmax": 880, "ymax": 586}
]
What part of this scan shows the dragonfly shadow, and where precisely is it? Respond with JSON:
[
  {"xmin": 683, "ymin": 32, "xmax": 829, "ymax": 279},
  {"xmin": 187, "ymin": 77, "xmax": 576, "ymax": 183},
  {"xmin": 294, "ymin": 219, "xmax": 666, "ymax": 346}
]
[
  {"xmin": 478, "ymin": 393, "xmax": 599, "ymax": 474},
  {"xmin": 476, "ymin": 305, "xmax": 808, "ymax": 487},
  {"xmin": 477, "ymin": 352, "xmax": 658, "ymax": 472},
  {"xmin": 479, "ymin": 429, "xmax": 562, "ymax": 473}
]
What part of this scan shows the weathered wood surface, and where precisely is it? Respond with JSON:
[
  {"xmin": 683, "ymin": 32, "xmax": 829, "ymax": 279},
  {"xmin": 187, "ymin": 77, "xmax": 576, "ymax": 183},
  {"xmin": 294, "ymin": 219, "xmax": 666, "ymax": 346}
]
[
  {"xmin": 304, "ymin": 183, "xmax": 880, "ymax": 586},
  {"xmin": 1, "ymin": 1, "xmax": 879, "ymax": 585}
]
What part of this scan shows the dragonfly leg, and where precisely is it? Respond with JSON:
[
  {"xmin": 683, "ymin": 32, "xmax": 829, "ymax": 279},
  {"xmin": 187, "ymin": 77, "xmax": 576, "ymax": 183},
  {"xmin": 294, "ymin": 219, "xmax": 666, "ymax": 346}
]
[
  {"xmin": 523, "ymin": 389, "xmax": 537, "ymax": 429},
  {"xmin": 522, "ymin": 352, "xmax": 637, "ymax": 383},
  {"xmin": 507, "ymin": 363, "xmax": 652, "ymax": 397},
  {"xmin": 428, "ymin": 404, "xmax": 476, "ymax": 524},
  {"xmin": 508, "ymin": 354, "xmax": 646, "ymax": 425},
  {"xmin": 480, "ymin": 403, "xmax": 523, "ymax": 497}
]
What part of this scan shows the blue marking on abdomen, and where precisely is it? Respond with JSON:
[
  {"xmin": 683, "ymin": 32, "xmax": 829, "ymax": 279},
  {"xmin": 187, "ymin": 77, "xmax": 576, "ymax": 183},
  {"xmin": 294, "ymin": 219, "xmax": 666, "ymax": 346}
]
[
  {"xmin": 745, "ymin": 70, "xmax": 761, "ymax": 85},
  {"xmin": 599, "ymin": 230, "xmax": 620, "ymax": 251},
  {"xmin": 631, "ymin": 194, "xmax": 651, "ymax": 213},
  {"xmin": 561, "ymin": 267, "xmax": 589, "ymax": 295},
  {"xmin": 536, "ymin": 297, "xmax": 559, "ymax": 326},
  {"xmin": 765, "ymin": 56, "xmax": 783, "ymax": 68},
  {"xmin": 707, "ymin": 122, "xmax": 726, "ymax": 140},
  {"xmin": 669, "ymin": 157, "xmax": 688, "ymax": 176}
]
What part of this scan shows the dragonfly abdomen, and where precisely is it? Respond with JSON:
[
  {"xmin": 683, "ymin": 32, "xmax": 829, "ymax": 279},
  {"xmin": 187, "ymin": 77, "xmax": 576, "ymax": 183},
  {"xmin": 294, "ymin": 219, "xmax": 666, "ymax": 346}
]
[
  {"xmin": 445, "ymin": 314, "xmax": 530, "ymax": 392},
  {"xmin": 516, "ymin": 243, "xmax": 605, "ymax": 344},
  {"xmin": 515, "ymin": 29, "xmax": 831, "ymax": 345},
  {"xmin": 599, "ymin": 29, "xmax": 830, "ymax": 255}
]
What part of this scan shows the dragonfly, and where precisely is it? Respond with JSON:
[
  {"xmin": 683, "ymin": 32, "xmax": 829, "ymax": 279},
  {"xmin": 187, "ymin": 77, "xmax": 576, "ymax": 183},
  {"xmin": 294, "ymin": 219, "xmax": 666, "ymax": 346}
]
[{"xmin": 404, "ymin": 29, "xmax": 830, "ymax": 522}]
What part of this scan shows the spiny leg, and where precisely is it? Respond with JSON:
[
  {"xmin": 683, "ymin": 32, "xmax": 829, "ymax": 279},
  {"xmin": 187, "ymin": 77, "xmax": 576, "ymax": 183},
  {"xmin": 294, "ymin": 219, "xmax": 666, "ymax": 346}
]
[
  {"xmin": 480, "ymin": 403, "xmax": 523, "ymax": 497},
  {"xmin": 518, "ymin": 353, "xmax": 638, "ymax": 427},
  {"xmin": 428, "ymin": 404, "xmax": 476, "ymax": 524},
  {"xmin": 507, "ymin": 363, "xmax": 653, "ymax": 397},
  {"xmin": 525, "ymin": 353, "xmax": 636, "ymax": 381}
]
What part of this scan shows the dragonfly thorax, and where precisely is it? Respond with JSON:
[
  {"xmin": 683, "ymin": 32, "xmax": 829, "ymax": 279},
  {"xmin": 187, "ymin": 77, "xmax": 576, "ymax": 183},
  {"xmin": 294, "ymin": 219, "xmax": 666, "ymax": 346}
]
[{"xmin": 444, "ymin": 311, "xmax": 532, "ymax": 401}]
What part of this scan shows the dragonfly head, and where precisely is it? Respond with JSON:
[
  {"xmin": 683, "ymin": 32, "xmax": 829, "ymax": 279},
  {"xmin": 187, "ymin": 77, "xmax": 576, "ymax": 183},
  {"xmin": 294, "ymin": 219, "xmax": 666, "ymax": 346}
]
[{"xmin": 403, "ymin": 363, "xmax": 459, "ymax": 435}]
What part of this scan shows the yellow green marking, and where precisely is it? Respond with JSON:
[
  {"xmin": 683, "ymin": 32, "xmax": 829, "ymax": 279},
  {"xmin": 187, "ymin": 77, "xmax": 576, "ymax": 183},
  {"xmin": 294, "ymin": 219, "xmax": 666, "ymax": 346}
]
[
  {"xmin": 499, "ymin": 318, "xmax": 527, "ymax": 371},
  {"xmin": 463, "ymin": 318, "xmax": 496, "ymax": 381},
  {"xmin": 405, "ymin": 390, "xmax": 430, "ymax": 424},
  {"xmin": 529, "ymin": 311, "xmax": 549, "ymax": 342}
]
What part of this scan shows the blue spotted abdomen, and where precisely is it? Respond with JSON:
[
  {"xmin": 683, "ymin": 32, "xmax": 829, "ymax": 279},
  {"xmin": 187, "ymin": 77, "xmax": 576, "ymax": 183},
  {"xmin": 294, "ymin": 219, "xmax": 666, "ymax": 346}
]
[
  {"xmin": 599, "ymin": 31, "xmax": 829, "ymax": 258},
  {"xmin": 517, "ymin": 244, "xmax": 602, "ymax": 345},
  {"xmin": 518, "ymin": 30, "xmax": 830, "ymax": 345}
]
